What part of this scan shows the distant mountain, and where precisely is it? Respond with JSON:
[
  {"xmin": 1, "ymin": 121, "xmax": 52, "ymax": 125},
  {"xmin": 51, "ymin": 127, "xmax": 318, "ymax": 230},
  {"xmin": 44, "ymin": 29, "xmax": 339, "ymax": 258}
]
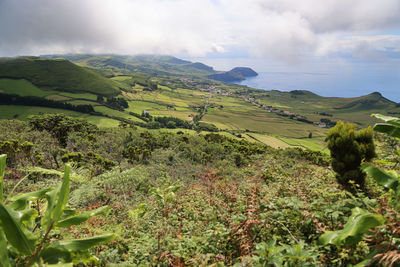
[
  {"xmin": 208, "ymin": 70, "xmax": 245, "ymax": 82},
  {"xmin": 207, "ymin": 67, "xmax": 258, "ymax": 82},
  {"xmin": 230, "ymin": 67, "xmax": 258, "ymax": 77},
  {"xmin": 0, "ymin": 56, "xmax": 120, "ymax": 96}
]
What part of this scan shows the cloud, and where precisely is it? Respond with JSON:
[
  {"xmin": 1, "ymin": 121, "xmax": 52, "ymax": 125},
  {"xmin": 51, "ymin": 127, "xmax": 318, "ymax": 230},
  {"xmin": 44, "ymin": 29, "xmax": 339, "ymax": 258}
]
[
  {"xmin": 316, "ymin": 34, "xmax": 400, "ymax": 61},
  {"xmin": 0, "ymin": 0, "xmax": 399, "ymax": 62}
]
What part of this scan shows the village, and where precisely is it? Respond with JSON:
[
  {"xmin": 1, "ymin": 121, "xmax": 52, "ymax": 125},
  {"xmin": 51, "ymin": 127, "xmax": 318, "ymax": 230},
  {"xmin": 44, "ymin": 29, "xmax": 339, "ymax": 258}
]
[{"xmin": 179, "ymin": 77, "xmax": 331, "ymax": 128}]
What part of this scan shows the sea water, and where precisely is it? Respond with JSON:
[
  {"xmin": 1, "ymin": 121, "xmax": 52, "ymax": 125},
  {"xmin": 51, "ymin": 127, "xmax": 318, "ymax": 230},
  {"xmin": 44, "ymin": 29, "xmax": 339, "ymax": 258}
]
[
  {"xmin": 191, "ymin": 57, "xmax": 400, "ymax": 103},
  {"xmin": 235, "ymin": 71, "xmax": 400, "ymax": 102}
]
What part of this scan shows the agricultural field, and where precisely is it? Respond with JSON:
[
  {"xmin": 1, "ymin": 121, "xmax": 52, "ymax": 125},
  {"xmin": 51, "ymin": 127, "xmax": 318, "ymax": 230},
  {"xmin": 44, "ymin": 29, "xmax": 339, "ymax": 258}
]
[
  {"xmin": 245, "ymin": 133, "xmax": 293, "ymax": 149},
  {"xmin": 278, "ymin": 137, "xmax": 328, "ymax": 152},
  {"xmin": 59, "ymin": 92, "xmax": 98, "ymax": 101},
  {"xmin": 0, "ymin": 105, "xmax": 119, "ymax": 127},
  {"xmin": 0, "ymin": 78, "xmax": 54, "ymax": 97}
]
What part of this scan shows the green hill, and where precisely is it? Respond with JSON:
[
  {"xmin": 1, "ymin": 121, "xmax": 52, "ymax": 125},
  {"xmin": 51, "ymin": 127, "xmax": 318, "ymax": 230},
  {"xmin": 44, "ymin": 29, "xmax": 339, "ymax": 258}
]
[
  {"xmin": 207, "ymin": 67, "xmax": 258, "ymax": 82},
  {"xmin": 230, "ymin": 67, "xmax": 258, "ymax": 77},
  {"xmin": 207, "ymin": 70, "xmax": 245, "ymax": 82},
  {"xmin": 0, "ymin": 56, "xmax": 120, "ymax": 96},
  {"xmin": 335, "ymin": 92, "xmax": 395, "ymax": 111},
  {"xmin": 43, "ymin": 54, "xmax": 218, "ymax": 77}
]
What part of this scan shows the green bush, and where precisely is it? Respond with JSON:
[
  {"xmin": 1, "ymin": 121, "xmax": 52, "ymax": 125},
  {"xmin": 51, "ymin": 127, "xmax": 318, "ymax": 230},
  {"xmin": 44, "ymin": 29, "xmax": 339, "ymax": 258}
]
[
  {"xmin": 327, "ymin": 121, "xmax": 375, "ymax": 189},
  {"xmin": 319, "ymin": 114, "xmax": 400, "ymax": 266},
  {"xmin": 0, "ymin": 154, "xmax": 113, "ymax": 266}
]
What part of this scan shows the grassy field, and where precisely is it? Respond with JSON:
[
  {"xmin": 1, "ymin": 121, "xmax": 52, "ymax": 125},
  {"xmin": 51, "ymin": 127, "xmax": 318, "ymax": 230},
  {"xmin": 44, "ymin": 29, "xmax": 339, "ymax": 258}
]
[
  {"xmin": 202, "ymin": 110, "xmax": 327, "ymax": 137},
  {"xmin": 94, "ymin": 106, "xmax": 146, "ymax": 123},
  {"xmin": 278, "ymin": 136, "xmax": 328, "ymax": 152},
  {"xmin": 126, "ymin": 100, "xmax": 169, "ymax": 114},
  {"xmin": 0, "ymin": 105, "xmax": 119, "ymax": 127},
  {"xmin": 45, "ymin": 94, "xmax": 72, "ymax": 101},
  {"xmin": 59, "ymin": 92, "xmax": 98, "ymax": 101},
  {"xmin": 0, "ymin": 78, "xmax": 54, "ymax": 97},
  {"xmin": 65, "ymin": 100, "xmax": 100, "ymax": 106},
  {"xmin": 245, "ymin": 133, "xmax": 292, "ymax": 149},
  {"xmin": 85, "ymin": 116, "xmax": 120, "ymax": 127}
]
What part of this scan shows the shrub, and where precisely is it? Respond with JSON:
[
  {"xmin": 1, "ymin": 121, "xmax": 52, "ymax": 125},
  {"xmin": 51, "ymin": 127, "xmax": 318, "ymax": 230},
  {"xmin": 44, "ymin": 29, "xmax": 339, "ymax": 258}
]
[
  {"xmin": 0, "ymin": 139, "xmax": 33, "ymax": 167},
  {"xmin": 0, "ymin": 154, "xmax": 113, "ymax": 265},
  {"xmin": 327, "ymin": 121, "xmax": 375, "ymax": 189}
]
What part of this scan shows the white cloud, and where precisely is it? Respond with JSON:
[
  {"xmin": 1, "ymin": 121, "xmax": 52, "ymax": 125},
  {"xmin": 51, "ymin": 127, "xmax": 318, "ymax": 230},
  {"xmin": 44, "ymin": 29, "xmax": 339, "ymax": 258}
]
[
  {"xmin": 316, "ymin": 34, "xmax": 400, "ymax": 60},
  {"xmin": 0, "ymin": 0, "xmax": 399, "ymax": 62}
]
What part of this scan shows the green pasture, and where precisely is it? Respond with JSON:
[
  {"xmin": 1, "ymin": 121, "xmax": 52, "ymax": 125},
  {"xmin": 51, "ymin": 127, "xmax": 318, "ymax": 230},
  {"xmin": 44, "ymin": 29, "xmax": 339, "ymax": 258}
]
[
  {"xmin": 0, "ymin": 105, "xmax": 120, "ymax": 128},
  {"xmin": 94, "ymin": 106, "xmax": 146, "ymax": 123},
  {"xmin": 126, "ymin": 100, "xmax": 168, "ymax": 114},
  {"xmin": 85, "ymin": 116, "xmax": 120, "ymax": 128},
  {"xmin": 278, "ymin": 137, "xmax": 327, "ymax": 152},
  {"xmin": 45, "ymin": 94, "xmax": 71, "ymax": 101},
  {"xmin": 246, "ymin": 133, "xmax": 292, "ymax": 149},
  {"xmin": 0, "ymin": 78, "xmax": 53, "ymax": 97},
  {"xmin": 59, "ymin": 92, "xmax": 98, "ymax": 101},
  {"xmin": 202, "ymin": 109, "xmax": 326, "ymax": 138},
  {"xmin": 65, "ymin": 100, "xmax": 100, "ymax": 106},
  {"xmin": 150, "ymin": 110, "xmax": 194, "ymax": 121},
  {"xmin": 111, "ymin": 76, "xmax": 132, "ymax": 82},
  {"xmin": 0, "ymin": 105, "xmax": 83, "ymax": 120}
]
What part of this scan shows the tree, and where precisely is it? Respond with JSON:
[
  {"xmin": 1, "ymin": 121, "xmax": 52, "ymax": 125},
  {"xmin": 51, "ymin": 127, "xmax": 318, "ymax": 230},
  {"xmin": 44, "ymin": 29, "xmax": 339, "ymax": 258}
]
[
  {"xmin": 146, "ymin": 121, "xmax": 161, "ymax": 129},
  {"xmin": 29, "ymin": 114, "xmax": 97, "ymax": 147},
  {"xmin": 327, "ymin": 121, "xmax": 375, "ymax": 190},
  {"xmin": 166, "ymin": 121, "xmax": 177, "ymax": 129}
]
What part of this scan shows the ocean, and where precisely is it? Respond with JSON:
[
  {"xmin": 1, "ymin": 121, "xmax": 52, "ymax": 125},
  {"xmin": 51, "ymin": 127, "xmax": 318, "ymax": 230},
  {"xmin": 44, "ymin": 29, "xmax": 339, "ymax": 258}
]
[
  {"xmin": 189, "ymin": 57, "xmax": 400, "ymax": 103},
  {"xmin": 234, "ymin": 71, "xmax": 400, "ymax": 102}
]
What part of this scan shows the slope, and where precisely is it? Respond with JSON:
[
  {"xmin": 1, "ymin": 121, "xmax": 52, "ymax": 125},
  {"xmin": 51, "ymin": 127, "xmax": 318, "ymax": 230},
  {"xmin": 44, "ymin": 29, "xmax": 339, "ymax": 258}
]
[{"xmin": 0, "ymin": 56, "xmax": 120, "ymax": 96}]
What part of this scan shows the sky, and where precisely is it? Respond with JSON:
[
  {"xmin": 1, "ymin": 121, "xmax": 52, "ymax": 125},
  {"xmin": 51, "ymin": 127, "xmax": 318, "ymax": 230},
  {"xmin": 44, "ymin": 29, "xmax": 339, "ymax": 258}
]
[{"xmin": 0, "ymin": 0, "xmax": 399, "ymax": 100}]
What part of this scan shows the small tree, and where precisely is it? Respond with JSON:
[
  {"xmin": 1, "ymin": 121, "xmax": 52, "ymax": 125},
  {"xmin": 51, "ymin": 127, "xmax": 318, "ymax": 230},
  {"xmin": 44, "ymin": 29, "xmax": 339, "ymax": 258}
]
[
  {"xmin": 166, "ymin": 121, "xmax": 177, "ymax": 129},
  {"xmin": 327, "ymin": 121, "xmax": 375, "ymax": 189}
]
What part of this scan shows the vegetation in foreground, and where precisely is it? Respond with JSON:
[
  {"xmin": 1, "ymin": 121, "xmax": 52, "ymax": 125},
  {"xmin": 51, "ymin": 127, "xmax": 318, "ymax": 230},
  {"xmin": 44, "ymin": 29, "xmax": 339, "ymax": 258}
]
[{"xmin": 0, "ymin": 113, "xmax": 399, "ymax": 266}]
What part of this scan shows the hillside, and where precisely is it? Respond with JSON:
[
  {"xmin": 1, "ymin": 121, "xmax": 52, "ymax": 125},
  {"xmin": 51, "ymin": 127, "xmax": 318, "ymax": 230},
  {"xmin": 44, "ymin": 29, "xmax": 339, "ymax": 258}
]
[
  {"xmin": 207, "ymin": 70, "xmax": 246, "ymax": 82},
  {"xmin": 0, "ymin": 56, "xmax": 121, "ymax": 96},
  {"xmin": 231, "ymin": 67, "xmax": 258, "ymax": 77},
  {"xmin": 43, "ymin": 54, "xmax": 217, "ymax": 77},
  {"xmin": 207, "ymin": 67, "xmax": 258, "ymax": 82},
  {"xmin": 335, "ymin": 92, "xmax": 395, "ymax": 110}
]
